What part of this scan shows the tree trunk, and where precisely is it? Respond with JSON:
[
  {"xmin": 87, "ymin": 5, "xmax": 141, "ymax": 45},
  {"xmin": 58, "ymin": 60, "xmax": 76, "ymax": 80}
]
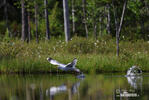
[
  {"xmin": 21, "ymin": 0, "xmax": 28, "ymax": 42},
  {"xmin": 63, "ymin": 0, "xmax": 70, "ymax": 42},
  {"xmin": 113, "ymin": 4, "xmax": 119, "ymax": 56},
  {"xmin": 113, "ymin": 0, "xmax": 127, "ymax": 57},
  {"xmin": 82, "ymin": 0, "xmax": 88, "ymax": 38},
  {"xmin": 93, "ymin": 21, "xmax": 97, "ymax": 40},
  {"xmin": 106, "ymin": 4, "xmax": 111, "ymax": 34},
  {"xmin": 21, "ymin": 0, "xmax": 26, "ymax": 41},
  {"xmin": 117, "ymin": 0, "xmax": 127, "ymax": 36},
  {"xmin": 35, "ymin": 2, "xmax": 38, "ymax": 43},
  {"xmin": 99, "ymin": 17, "xmax": 102, "ymax": 36},
  {"xmin": 26, "ymin": 10, "xmax": 29, "ymax": 42},
  {"xmin": 44, "ymin": 0, "xmax": 50, "ymax": 40},
  {"xmin": 72, "ymin": 0, "xmax": 75, "ymax": 34},
  {"xmin": 28, "ymin": 12, "xmax": 31, "ymax": 42},
  {"xmin": 141, "ymin": 20, "xmax": 145, "ymax": 39}
]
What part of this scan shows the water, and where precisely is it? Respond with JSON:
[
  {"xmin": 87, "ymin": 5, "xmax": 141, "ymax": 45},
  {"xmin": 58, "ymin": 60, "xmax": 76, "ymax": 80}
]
[{"xmin": 0, "ymin": 73, "xmax": 149, "ymax": 100}]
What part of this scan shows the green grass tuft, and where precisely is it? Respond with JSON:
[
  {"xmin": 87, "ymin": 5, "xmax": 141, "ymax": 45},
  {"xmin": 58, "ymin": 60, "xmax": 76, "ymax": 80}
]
[{"xmin": 0, "ymin": 37, "xmax": 149, "ymax": 73}]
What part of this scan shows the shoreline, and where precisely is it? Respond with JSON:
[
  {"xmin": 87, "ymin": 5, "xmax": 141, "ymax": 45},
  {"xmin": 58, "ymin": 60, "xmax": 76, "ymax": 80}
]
[{"xmin": 0, "ymin": 38, "xmax": 149, "ymax": 74}]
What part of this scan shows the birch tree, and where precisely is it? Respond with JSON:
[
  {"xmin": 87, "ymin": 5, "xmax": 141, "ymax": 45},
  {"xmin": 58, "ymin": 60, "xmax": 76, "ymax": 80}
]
[
  {"xmin": 106, "ymin": 3, "xmax": 111, "ymax": 34},
  {"xmin": 72, "ymin": 0, "xmax": 75, "ymax": 34},
  {"xmin": 113, "ymin": 0, "xmax": 127, "ymax": 56},
  {"xmin": 35, "ymin": 1, "xmax": 38, "ymax": 43},
  {"xmin": 63, "ymin": 0, "xmax": 70, "ymax": 42},
  {"xmin": 21, "ymin": 0, "xmax": 28, "ymax": 41},
  {"xmin": 82, "ymin": 0, "xmax": 88, "ymax": 38},
  {"xmin": 28, "ymin": 11, "xmax": 31, "ymax": 42},
  {"xmin": 44, "ymin": 0, "xmax": 50, "ymax": 40}
]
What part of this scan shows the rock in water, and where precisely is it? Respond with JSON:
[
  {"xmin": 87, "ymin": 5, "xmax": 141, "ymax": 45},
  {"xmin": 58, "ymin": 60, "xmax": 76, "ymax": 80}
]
[{"xmin": 126, "ymin": 66, "xmax": 142, "ymax": 76}]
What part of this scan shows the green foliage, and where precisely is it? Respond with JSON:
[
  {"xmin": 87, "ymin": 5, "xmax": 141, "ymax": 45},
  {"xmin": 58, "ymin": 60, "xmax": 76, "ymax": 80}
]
[
  {"xmin": 49, "ymin": 2, "xmax": 63, "ymax": 36},
  {"xmin": 0, "ymin": 41, "xmax": 23, "ymax": 59},
  {"xmin": 67, "ymin": 37, "xmax": 95, "ymax": 54},
  {"xmin": 1, "ymin": 0, "xmax": 149, "ymax": 40},
  {"xmin": 1, "ymin": 37, "xmax": 149, "ymax": 73},
  {"xmin": 1, "ymin": 0, "xmax": 149, "ymax": 73},
  {"xmin": 3, "ymin": 28, "xmax": 10, "ymax": 42},
  {"xmin": 0, "ymin": 21, "xmax": 6, "ymax": 36}
]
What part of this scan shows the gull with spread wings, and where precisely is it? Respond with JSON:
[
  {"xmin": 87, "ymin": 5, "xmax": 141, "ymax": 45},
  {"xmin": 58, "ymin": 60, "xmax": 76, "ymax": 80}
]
[{"xmin": 47, "ymin": 57, "xmax": 80, "ymax": 73}]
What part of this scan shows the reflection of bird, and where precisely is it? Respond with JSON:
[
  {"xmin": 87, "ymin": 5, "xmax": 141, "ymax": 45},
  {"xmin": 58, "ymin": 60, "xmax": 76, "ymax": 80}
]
[
  {"xmin": 49, "ymin": 85, "xmax": 67, "ymax": 96},
  {"xmin": 71, "ymin": 81, "xmax": 80, "ymax": 94},
  {"xmin": 126, "ymin": 66, "xmax": 142, "ymax": 76},
  {"xmin": 46, "ymin": 84, "xmax": 67, "ymax": 100},
  {"xmin": 127, "ymin": 76, "xmax": 142, "ymax": 89},
  {"xmin": 46, "ymin": 80, "xmax": 83, "ymax": 100},
  {"xmin": 46, "ymin": 81, "xmax": 81, "ymax": 96},
  {"xmin": 47, "ymin": 57, "xmax": 80, "ymax": 73}
]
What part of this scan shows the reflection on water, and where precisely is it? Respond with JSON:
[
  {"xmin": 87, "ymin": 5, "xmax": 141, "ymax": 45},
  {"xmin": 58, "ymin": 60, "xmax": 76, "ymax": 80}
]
[
  {"xmin": 127, "ymin": 76, "xmax": 143, "ymax": 89},
  {"xmin": 114, "ymin": 76, "xmax": 143, "ymax": 99},
  {"xmin": 0, "ymin": 74, "xmax": 149, "ymax": 100},
  {"xmin": 46, "ymin": 79, "xmax": 82, "ymax": 100}
]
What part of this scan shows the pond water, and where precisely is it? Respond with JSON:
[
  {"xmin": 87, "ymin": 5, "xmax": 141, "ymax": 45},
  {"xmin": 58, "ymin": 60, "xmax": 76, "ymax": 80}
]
[{"xmin": 0, "ymin": 73, "xmax": 149, "ymax": 100}]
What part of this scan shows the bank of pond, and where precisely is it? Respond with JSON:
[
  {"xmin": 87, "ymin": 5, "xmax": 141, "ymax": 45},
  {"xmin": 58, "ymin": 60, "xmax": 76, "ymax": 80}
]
[{"xmin": 1, "ymin": 37, "xmax": 149, "ymax": 73}]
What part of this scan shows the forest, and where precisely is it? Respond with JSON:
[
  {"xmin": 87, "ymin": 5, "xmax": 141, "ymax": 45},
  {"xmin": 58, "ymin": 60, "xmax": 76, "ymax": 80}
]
[{"xmin": 0, "ymin": 0, "xmax": 149, "ymax": 73}]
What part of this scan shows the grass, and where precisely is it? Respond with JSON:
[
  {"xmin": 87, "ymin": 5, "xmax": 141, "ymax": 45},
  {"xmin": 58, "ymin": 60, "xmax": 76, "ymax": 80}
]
[{"xmin": 0, "ymin": 36, "xmax": 149, "ymax": 74}]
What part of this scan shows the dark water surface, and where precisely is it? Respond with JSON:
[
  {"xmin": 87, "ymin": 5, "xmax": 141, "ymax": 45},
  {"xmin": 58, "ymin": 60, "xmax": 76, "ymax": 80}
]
[{"xmin": 0, "ymin": 73, "xmax": 149, "ymax": 100}]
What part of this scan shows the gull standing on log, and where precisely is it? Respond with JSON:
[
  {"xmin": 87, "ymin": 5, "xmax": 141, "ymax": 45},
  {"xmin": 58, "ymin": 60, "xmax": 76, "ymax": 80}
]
[{"xmin": 47, "ymin": 57, "xmax": 80, "ymax": 73}]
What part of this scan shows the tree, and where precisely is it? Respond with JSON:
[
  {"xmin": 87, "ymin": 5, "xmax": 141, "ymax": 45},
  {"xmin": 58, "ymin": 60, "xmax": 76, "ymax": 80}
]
[
  {"xmin": 82, "ymin": 0, "xmax": 88, "ymax": 38},
  {"xmin": 0, "ymin": 0, "xmax": 12, "ymax": 37},
  {"xmin": 63, "ymin": 0, "xmax": 70, "ymax": 42},
  {"xmin": 113, "ymin": 0, "xmax": 127, "ymax": 56},
  {"xmin": 106, "ymin": 3, "xmax": 111, "ymax": 34},
  {"xmin": 44, "ymin": 0, "xmax": 50, "ymax": 40},
  {"xmin": 35, "ymin": 1, "xmax": 38, "ymax": 43},
  {"xmin": 21, "ymin": 0, "xmax": 28, "ymax": 41},
  {"xmin": 28, "ymin": 11, "xmax": 31, "ymax": 42},
  {"xmin": 71, "ymin": 0, "xmax": 75, "ymax": 34}
]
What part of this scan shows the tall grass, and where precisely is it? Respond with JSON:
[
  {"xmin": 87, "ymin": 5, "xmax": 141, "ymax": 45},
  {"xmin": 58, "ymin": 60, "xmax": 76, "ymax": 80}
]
[{"xmin": 0, "ymin": 36, "xmax": 149, "ymax": 73}]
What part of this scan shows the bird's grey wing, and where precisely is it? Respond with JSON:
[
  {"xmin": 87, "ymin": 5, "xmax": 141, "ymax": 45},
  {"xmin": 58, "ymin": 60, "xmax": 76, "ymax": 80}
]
[
  {"xmin": 49, "ymin": 59, "xmax": 66, "ymax": 67},
  {"xmin": 66, "ymin": 59, "xmax": 77, "ymax": 68}
]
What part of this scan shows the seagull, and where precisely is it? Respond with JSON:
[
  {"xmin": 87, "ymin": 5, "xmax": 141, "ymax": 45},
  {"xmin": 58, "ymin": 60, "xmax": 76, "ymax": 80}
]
[
  {"xmin": 47, "ymin": 57, "xmax": 81, "ymax": 73},
  {"xmin": 126, "ymin": 65, "xmax": 142, "ymax": 76}
]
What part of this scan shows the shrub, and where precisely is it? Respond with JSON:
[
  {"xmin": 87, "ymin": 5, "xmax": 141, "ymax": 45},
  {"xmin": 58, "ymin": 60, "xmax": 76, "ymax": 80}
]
[{"xmin": 67, "ymin": 37, "xmax": 95, "ymax": 54}]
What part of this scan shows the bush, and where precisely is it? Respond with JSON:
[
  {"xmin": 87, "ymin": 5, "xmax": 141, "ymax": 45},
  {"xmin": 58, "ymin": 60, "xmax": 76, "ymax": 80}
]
[
  {"xmin": 0, "ymin": 21, "xmax": 6, "ymax": 35},
  {"xmin": 0, "ymin": 41, "xmax": 24, "ymax": 59},
  {"xmin": 67, "ymin": 37, "xmax": 95, "ymax": 54}
]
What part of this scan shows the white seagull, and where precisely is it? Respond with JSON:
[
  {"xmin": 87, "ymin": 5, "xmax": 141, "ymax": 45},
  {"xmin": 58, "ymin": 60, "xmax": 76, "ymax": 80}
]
[
  {"xmin": 47, "ymin": 57, "xmax": 80, "ymax": 73},
  {"xmin": 126, "ymin": 65, "xmax": 142, "ymax": 76}
]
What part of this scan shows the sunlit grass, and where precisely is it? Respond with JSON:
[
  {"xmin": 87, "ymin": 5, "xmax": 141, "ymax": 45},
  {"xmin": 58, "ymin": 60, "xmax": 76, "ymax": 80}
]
[{"xmin": 0, "ymin": 36, "xmax": 149, "ymax": 73}]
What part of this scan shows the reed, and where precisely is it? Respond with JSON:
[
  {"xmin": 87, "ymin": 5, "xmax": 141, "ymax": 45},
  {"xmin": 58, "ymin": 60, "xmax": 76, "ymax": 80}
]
[{"xmin": 0, "ymin": 37, "xmax": 149, "ymax": 73}]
